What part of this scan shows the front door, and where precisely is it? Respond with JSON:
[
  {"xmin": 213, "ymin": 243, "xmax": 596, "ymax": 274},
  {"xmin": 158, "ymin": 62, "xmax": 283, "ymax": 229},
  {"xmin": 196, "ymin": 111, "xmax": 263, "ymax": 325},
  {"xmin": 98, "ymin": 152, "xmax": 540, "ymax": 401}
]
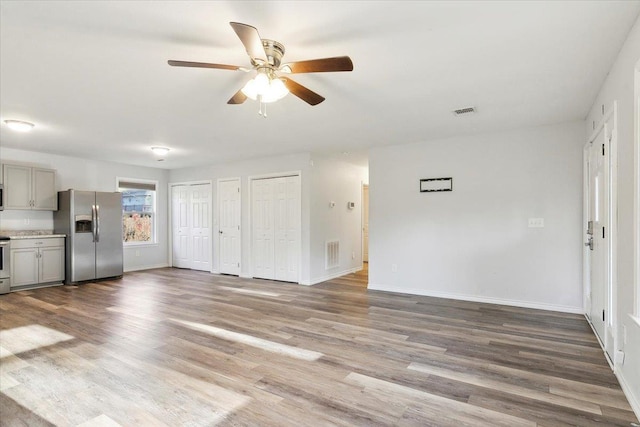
[
  {"xmin": 585, "ymin": 105, "xmax": 616, "ymax": 361},
  {"xmin": 218, "ymin": 179, "xmax": 241, "ymax": 275},
  {"xmin": 586, "ymin": 130, "xmax": 607, "ymax": 345}
]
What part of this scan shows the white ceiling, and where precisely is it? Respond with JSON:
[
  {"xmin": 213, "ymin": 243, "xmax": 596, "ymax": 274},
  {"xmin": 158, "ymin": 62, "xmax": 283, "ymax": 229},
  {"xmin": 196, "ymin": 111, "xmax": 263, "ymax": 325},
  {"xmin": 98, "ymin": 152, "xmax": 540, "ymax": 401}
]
[{"xmin": 1, "ymin": 1, "xmax": 638, "ymax": 169}]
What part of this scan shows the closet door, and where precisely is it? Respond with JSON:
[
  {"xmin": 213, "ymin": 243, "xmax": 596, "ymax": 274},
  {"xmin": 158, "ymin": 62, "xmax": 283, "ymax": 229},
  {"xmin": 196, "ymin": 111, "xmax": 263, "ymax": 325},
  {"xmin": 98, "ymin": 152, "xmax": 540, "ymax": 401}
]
[
  {"xmin": 252, "ymin": 179, "xmax": 275, "ymax": 280},
  {"xmin": 171, "ymin": 183, "xmax": 211, "ymax": 271},
  {"xmin": 190, "ymin": 183, "xmax": 211, "ymax": 272},
  {"xmin": 252, "ymin": 175, "xmax": 300, "ymax": 283},
  {"xmin": 172, "ymin": 185, "xmax": 191, "ymax": 268}
]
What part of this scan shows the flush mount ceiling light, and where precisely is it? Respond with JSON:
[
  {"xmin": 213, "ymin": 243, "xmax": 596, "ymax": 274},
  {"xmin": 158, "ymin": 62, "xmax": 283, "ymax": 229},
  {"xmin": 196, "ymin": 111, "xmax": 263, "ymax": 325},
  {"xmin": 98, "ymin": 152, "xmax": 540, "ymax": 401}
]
[
  {"xmin": 151, "ymin": 146, "xmax": 170, "ymax": 156},
  {"xmin": 4, "ymin": 120, "xmax": 35, "ymax": 132}
]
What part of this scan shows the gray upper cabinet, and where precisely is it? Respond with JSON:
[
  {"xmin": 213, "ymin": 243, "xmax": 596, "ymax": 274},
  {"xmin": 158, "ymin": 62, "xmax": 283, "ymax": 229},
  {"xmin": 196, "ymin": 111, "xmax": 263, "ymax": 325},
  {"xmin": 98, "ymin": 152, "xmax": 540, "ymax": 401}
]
[{"xmin": 2, "ymin": 164, "xmax": 58, "ymax": 210}]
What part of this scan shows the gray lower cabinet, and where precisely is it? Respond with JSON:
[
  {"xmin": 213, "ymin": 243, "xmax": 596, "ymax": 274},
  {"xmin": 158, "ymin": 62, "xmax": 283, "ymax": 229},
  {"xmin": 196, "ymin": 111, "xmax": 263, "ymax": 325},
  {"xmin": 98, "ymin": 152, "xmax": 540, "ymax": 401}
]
[{"xmin": 11, "ymin": 238, "xmax": 65, "ymax": 288}]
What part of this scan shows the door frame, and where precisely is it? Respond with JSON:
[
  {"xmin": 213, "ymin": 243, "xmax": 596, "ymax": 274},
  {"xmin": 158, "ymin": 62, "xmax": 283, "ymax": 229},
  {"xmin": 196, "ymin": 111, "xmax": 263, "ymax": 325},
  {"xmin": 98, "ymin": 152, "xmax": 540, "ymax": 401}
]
[
  {"xmin": 361, "ymin": 182, "xmax": 369, "ymax": 265},
  {"xmin": 217, "ymin": 177, "xmax": 241, "ymax": 276},
  {"xmin": 583, "ymin": 101, "xmax": 618, "ymax": 365},
  {"xmin": 247, "ymin": 170, "xmax": 302, "ymax": 283},
  {"xmin": 168, "ymin": 180, "xmax": 213, "ymax": 272}
]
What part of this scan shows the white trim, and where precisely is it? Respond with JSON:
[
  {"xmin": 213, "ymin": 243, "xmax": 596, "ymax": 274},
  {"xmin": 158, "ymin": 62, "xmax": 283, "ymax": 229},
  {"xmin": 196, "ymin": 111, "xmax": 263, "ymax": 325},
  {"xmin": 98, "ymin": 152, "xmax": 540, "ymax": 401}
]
[
  {"xmin": 124, "ymin": 263, "xmax": 170, "ymax": 273},
  {"xmin": 582, "ymin": 146, "xmax": 591, "ymax": 314},
  {"xmin": 302, "ymin": 267, "xmax": 362, "ymax": 286},
  {"xmin": 616, "ymin": 369, "xmax": 640, "ymax": 422},
  {"xmin": 634, "ymin": 63, "xmax": 640, "ymax": 317},
  {"xmin": 367, "ymin": 283, "xmax": 584, "ymax": 314}
]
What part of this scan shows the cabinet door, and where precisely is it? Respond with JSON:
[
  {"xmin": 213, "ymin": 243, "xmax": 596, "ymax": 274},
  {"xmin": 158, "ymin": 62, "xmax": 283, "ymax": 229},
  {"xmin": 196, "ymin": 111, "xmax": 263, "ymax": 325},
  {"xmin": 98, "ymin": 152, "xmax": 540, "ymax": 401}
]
[
  {"xmin": 10, "ymin": 248, "xmax": 39, "ymax": 287},
  {"xmin": 32, "ymin": 168, "xmax": 57, "ymax": 210},
  {"xmin": 3, "ymin": 164, "xmax": 32, "ymax": 209},
  {"xmin": 39, "ymin": 246, "xmax": 65, "ymax": 283}
]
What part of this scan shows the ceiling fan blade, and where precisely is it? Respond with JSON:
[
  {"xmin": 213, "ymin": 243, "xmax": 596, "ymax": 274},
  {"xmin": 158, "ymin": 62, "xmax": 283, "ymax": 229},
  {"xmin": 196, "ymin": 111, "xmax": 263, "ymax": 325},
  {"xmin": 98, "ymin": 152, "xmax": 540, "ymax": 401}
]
[
  {"xmin": 281, "ymin": 78, "xmax": 325, "ymax": 106},
  {"xmin": 230, "ymin": 22, "xmax": 267, "ymax": 62},
  {"xmin": 282, "ymin": 56, "xmax": 353, "ymax": 73},
  {"xmin": 227, "ymin": 89, "xmax": 248, "ymax": 105},
  {"xmin": 168, "ymin": 60, "xmax": 241, "ymax": 71}
]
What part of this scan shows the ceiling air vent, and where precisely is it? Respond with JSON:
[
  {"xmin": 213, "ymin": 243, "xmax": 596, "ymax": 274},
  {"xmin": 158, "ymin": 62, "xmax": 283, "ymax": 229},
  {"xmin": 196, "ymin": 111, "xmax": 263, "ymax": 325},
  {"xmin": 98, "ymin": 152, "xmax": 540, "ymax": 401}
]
[{"xmin": 452, "ymin": 107, "xmax": 476, "ymax": 116}]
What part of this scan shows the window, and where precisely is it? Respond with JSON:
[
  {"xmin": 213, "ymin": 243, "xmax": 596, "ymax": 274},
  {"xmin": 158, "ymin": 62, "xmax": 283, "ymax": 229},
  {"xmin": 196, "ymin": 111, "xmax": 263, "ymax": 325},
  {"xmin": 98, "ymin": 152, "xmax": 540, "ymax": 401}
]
[{"xmin": 118, "ymin": 179, "xmax": 157, "ymax": 245}]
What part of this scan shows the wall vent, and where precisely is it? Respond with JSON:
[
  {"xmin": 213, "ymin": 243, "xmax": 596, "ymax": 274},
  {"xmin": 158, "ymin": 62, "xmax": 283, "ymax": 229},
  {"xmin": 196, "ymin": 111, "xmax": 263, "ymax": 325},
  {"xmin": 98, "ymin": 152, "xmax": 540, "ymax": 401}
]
[
  {"xmin": 325, "ymin": 240, "xmax": 340, "ymax": 270},
  {"xmin": 452, "ymin": 106, "xmax": 476, "ymax": 116}
]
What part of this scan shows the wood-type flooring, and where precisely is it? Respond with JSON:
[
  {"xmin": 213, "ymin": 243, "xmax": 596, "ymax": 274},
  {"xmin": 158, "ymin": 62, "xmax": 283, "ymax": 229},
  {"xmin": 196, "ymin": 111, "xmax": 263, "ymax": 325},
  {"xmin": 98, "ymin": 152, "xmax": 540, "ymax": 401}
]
[{"xmin": 0, "ymin": 266, "xmax": 638, "ymax": 426}]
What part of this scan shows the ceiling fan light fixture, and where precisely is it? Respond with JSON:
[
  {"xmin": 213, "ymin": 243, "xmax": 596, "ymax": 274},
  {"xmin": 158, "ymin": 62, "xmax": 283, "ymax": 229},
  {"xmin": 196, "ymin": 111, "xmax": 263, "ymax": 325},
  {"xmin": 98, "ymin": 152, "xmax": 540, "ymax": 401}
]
[
  {"xmin": 4, "ymin": 119, "xmax": 35, "ymax": 132},
  {"xmin": 241, "ymin": 74, "xmax": 289, "ymax": 103},
  {"xmin": 151, "ymin": 146, "xmax": 170, "ymax": 156}
]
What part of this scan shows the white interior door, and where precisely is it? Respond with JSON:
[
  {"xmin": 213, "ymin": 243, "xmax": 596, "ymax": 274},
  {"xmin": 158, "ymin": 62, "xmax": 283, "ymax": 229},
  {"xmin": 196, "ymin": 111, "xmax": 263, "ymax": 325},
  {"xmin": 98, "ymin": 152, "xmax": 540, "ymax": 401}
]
[
  {"xmin": 219, "ymin": 179, "xmax": 241, "ymax": 275},
  {"xmin": 252, "ymin": 175, "xmax": 300, "ymax": 282},
  {"xmin": 172, "ymin": 185, "xmax": 190, "ymax": 268},
  {"xmin": 190, "ymin": 183, "xmax": 211, "ymax": 272},
  {"xmin": 363, "ymin": 184, "xmax": 369, "ymax": 263}
]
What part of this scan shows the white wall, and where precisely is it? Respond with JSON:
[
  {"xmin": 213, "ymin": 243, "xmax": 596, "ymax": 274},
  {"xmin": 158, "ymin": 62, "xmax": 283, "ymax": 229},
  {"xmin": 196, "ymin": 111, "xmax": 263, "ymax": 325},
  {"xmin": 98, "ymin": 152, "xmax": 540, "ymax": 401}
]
[
  {"xmin": 0, "ymin": 147, "xmax": 170, "ymax": 272},
  {"xmin": 169, "ymin": 153, "xmax": 313, "ymax": 283},
  {"xmin": 368, "ymin": 121, "xmax": 585, "ymax": 313},
  {"xmin": 308, "ymin": 155, "xmax": 368, "ymax": 284},
  {"xmin": 585, "ymin": 16, "xmax": 640, "ymax": 417}
]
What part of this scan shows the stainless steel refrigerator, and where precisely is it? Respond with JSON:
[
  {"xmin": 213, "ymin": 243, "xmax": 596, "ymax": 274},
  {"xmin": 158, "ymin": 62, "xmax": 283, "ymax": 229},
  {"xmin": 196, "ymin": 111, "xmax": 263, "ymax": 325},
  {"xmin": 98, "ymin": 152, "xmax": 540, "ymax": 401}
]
[{"xmin": 54, "ymin": 190, "xmax": 123, "ymax": 284}]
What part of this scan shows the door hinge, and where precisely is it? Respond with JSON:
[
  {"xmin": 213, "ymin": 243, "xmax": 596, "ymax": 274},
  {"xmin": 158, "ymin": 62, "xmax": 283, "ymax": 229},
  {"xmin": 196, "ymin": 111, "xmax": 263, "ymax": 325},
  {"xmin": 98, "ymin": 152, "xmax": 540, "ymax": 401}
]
[
  {"xmin": 237, "ymin": 262, "xmax": 240, "ymax": 267},
  {"xmin": 238, "ymin": 225, "xmax": 240, "ymax": 230},
  {"xmin": 237, "ymin": 187, "xmax": 240, "ymax": 193},
  {"xmin": 602, "ymin": 309, "xmax": 605, "ymax": 322},
  {"xmin": 602, "ymin": 144, "xmax": 605, "ymax": 156},
  {"xmin": 602, "ymin": 227, "xmax": 605, "ymax": 239}
]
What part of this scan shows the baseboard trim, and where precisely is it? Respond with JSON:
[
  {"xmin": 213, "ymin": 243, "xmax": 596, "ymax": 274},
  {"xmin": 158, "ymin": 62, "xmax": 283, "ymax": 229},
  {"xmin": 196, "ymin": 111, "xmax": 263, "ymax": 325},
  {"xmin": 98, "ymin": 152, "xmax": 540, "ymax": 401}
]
[
  {"xmin": 303, "ymin": 267, "xmax": 361, "ymax": 286},
  {"xmin": 367, "ymin": 283, "xmax": 583, "ymax": 314},
  {"xmin": 617, "ymin": 369, "xmax": 640, "ymax": 421},
  {"xmin": 124, "ymin": 263, "xmax": 170, "ymax": 273}
]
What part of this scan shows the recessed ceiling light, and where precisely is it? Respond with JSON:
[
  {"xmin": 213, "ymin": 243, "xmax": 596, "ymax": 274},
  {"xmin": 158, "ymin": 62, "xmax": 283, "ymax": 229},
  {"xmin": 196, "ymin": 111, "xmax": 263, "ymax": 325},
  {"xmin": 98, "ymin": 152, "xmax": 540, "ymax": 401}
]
[
  {"xmin": 4, "ymin": 120, "xmax": 35, "ymax": 132},
  {"xmin": 151, "ymin": 146, "xmax": 170, "ymax": 156}
]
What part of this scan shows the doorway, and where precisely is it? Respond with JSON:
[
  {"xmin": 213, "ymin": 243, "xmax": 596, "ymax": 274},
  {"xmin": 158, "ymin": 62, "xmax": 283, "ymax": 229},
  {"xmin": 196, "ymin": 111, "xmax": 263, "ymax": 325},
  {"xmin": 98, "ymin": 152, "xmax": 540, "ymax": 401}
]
[
  {"xmin": 362, "ymin": 184, "xmax": 369, "ymax": 264},
  {"xmin": 584, "ymin": 102, "xmax": 617, "ymax": 362}
]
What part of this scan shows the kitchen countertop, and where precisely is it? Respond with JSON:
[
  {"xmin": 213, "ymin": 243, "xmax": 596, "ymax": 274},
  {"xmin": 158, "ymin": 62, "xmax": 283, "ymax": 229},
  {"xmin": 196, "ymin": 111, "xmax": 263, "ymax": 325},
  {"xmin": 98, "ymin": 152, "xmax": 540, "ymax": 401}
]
[
  {"xmin": 0, "ymin": 230, "xmax": 66, "ymax": 239},
  {"xmin": 8, "ymin": 234, "xmax": 66, "ymax": 239}
]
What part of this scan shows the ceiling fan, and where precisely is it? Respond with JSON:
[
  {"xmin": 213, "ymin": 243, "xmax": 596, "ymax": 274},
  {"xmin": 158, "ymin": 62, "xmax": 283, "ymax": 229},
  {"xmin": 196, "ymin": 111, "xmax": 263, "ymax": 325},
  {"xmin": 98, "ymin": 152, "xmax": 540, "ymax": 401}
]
[{"xmin": 168, "ymin": 22, "xmax": 353, "ymax": 114}]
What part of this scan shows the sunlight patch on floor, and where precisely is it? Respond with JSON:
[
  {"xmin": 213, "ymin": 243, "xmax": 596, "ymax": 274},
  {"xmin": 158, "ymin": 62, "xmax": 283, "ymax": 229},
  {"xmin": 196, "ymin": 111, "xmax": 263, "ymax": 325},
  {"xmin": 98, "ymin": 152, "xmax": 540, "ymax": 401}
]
[
  {"xmin": 219, "ymin": 286, "xmax": 281, "ymax": 297},
  {"xmin": 0, "ymin": 324, "xmax": 74, "ymax": 355},
  {"xmin": 169, "ymin": 318, "xmax": 323, "ymax": 361}
]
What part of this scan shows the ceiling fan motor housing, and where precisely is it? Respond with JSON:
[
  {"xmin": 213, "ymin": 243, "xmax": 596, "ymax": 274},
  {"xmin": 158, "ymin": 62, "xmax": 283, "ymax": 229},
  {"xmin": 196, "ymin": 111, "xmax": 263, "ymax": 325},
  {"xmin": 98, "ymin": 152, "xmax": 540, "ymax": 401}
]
[{"xmin": 261, "ymin": 39, "xmax": 285, "ymax": 67}]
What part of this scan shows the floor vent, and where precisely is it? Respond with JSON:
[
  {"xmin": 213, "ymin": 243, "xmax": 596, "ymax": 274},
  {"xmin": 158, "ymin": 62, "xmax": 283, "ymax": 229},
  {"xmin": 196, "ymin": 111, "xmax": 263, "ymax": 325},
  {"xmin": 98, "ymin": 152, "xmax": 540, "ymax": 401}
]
[
  {"xmin": 452, "ymin": 106, "xmax": 476, "ymax": 116},
  {"xmin": 325, "ymin": 240, "xmax": 340, "ymax": 269}
]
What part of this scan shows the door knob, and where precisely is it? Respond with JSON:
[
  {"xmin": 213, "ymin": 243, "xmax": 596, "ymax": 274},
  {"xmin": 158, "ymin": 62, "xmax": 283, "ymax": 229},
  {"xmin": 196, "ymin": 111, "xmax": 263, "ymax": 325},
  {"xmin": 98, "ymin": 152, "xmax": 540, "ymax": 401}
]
[{"xmin": 219, "ymin": 230, "xmax": 223, "ymax": 234}]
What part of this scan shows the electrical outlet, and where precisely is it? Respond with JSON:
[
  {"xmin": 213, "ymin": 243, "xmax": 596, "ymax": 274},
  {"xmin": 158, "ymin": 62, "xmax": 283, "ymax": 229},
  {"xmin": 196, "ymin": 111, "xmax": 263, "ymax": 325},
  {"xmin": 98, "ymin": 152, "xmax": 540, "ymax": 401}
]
[
  {"xmin": 135, "ymin": 250, "xmax": 140, "ymax": 257},
  {"xmin": 352, "ymin": 251, "xmax": 355, "ymax": 260},
  {"xmin": 23, "ymin": 218, "xmax": 30, "ymax": 225},
  {"xmin": 391, "ymin": 263, "xmax": 398, "ymax": 272},
  {"xmin": 623, "ymin": 325, "xmax": 627, "ymax": 345},
  {"xmin": 528, "ymin": 218, "xmax": 544, "ymax": 228}
]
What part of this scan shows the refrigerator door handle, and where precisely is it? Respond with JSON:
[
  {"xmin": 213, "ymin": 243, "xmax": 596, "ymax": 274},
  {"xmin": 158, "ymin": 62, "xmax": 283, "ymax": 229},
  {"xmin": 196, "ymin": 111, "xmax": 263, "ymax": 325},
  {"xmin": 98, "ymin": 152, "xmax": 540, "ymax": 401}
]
[
  {"xmin": 91, "ymin": 204, "xmax": 97, "ymax": 243},
  {"xmin": 95, "ymin": 204, "xmax": 100, "ymax": 243}
]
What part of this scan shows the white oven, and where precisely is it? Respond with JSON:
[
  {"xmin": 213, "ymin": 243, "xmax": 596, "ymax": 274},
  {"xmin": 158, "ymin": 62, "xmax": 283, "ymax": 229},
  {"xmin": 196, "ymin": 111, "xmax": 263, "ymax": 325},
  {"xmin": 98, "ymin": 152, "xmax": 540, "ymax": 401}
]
[{"xmin": 0, "ymin": 239, "xmax": 10, "ymax": 294}]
